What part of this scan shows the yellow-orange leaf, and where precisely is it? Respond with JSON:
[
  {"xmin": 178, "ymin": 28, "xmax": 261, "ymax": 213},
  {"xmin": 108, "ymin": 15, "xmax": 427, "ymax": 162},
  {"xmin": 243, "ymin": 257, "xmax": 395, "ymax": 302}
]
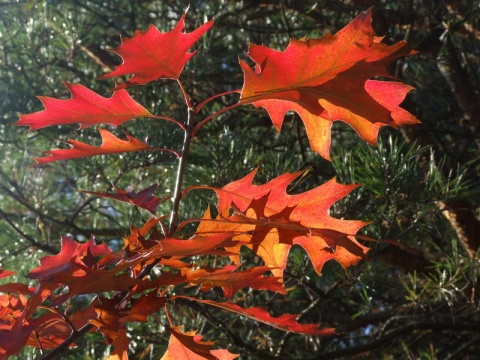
[
  {"xmin": 197, "ymin": 170, "xmax": 369, "ymax": 277},
  {"xmin": 162, "ymin": 326, "xmax": 238, "ymax": 360}
]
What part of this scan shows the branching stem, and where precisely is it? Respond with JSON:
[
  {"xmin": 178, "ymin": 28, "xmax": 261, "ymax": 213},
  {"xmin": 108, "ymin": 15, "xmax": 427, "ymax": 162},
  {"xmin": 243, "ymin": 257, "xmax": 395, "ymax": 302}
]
[
  {"xmin": 195, "ymin": 88, "xmax": 241, "ymax": 112},
  {"xmin": 168, "ymin": 108, "xmax": 195, "ymax": 236},
  {"xmin": 192, "ymin": 102, "xmax": 243, "ymax": 136}
]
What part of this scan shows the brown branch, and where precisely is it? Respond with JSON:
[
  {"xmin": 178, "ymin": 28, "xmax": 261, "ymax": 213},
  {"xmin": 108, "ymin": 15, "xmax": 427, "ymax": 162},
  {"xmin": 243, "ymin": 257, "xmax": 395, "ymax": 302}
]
[{"xmin": 39, "ymin": 323, "xmax": 93, "ymax": 360}]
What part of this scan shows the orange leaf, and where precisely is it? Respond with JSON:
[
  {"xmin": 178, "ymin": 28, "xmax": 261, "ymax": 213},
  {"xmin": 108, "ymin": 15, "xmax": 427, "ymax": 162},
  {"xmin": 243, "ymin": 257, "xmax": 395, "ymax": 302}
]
[
  {"xmin": 172, "ymin": 297, "xmax": 335, "ymax": 336},
  {"xmin": 198, "ymin": 170, "xmax": 369, "ymax": 277},
  {"xmin": 33, "ymin": 128, "xmax": 177, "ymax": 165},
  {"xmin": 16, "ymin": 82, "xmax": 153, "ymax": 130},
  {"xmin": 143, "ymin": 233, "xmax": 240, "ymax": 260},
  {"xmin": 240, "ymin": 8, "xmax": 419, "ymax": 160},
  {"xmin": 0, "ymin": 311, "xmax": 35, "ymax": 358},
  {"xmin": 81, "ymin": 184, "xmax": 169, "ymax": 215},
  {"xmin": 185, "ymin": 265, "xmax": 285, "ymax": 298},
  {"xmin": 124, "ymin": 217, "xmax": 165, "ymax": 257},
  {"xmin": 99, "ymin": 10, "xmax": 214, "ymax": 89},
  {"xmin": 26, "ymin": 236, "xmax": 135, "ymax": 306},
  {"xmin": 90, "ymin": 294, "xmax": 165, "ymax": 343},
  {"xmin": 162, "ymin": 326, "xmax": 238, "ymax": 360},
  {"xmin": 0, "ymin": 269, "xmax": 15, "ymax": 279},
  {"xmin": 106, "ymin": 329, "xmax": 128, "ymax": 360}
]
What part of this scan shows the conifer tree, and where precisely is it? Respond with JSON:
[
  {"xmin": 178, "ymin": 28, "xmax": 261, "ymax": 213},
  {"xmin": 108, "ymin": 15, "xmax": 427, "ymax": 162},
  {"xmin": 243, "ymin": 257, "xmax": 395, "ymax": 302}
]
[{"xmin": 1, "ymin": 1, "xmax": 478, "ymax": 358}]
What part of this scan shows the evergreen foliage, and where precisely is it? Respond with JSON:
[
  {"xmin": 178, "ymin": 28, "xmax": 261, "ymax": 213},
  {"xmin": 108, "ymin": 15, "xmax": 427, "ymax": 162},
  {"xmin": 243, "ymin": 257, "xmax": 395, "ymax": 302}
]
[{"xmin": 1, "ymin": 1, "xmax": 479, "ymax": 359}]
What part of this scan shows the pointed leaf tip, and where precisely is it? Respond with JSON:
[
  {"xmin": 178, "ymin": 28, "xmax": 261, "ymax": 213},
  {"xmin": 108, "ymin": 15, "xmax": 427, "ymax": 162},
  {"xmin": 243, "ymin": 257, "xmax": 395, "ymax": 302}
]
[
  {"xmin": 240, "ymin": 9, "xmax": 418, "ymax": 160},
  {"xmin": 98, "ymin": 10, "xmax": 214, "ymax": 89},
  {"xmin": 16, "ymin": 83, "xmax": 152, "ymax": 130},
  {"xmin": 33, "ymin": 129, "xmax": 158, "ymax": 165}
]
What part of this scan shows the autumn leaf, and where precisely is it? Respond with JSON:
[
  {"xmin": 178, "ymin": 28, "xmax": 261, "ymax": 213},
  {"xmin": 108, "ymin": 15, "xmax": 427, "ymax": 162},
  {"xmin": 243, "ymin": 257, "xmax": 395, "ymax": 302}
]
[
  {"xmin": 239, "ymin": 8, "xmax": 419, "ymax": 159},
  {"xmin": 126, "ymin": 232, "xmax": 241, "ymax": 262},
  {"xmin": 26, "ymin": 236, "xmax": 136, "ymax": 305},
  {"xmin": 123, "ymin": 217, "xmax": 165, "ymax": 264},
  {"xmin": 24, "ymin": 312, "xmax": 82, "ymax": 349},
  {"xmin": 196, "ymin": 169, "xmax": 369, "ymax": 277},
  {"xmin": 162, "ymin": 326, "xmax": 238, "ymax": 360},
  {"xmin": 27, "ymin": 236, "xmax": 86, "ymax": 282},
  {"xmin": 185, "ymin": 265, "xmax": 285, "ymax": 298},
  {"xmin": 81, "ymin": 184, "xmax": 169, "ymax": 214},
  {"xmin": 98, "ymin": 10, "xmax": 214, "ymax": 89},
  {"xmin": 90, "ymin": 294, "xmax": 166, "ymax": 343},
  {"xmin": 106, "ymin": 329, "xmax": 128, "ymax": 360},
  {"xmin": 117, "ymin": 292, "xmax": 166, "ymax": 323},
  {"xmin": 0, "ymin": 311, "xmax": 35, "ymax": 359},
  {"xmin": 28, "ymin": 236, "xmax": 114, "ymax": 282},
  {"xmin": 33, "ymin": 128, "xmax": 177, "ymax": 165},
  {"xmin": 0, "ymin": 269, "xmax": 15, "ymax": 280},
  {"xmin": 16, "ymin": 82, "xmax": 153, "ymax": 130},
  {"xmin": 0, "ymin": 293, "xmax": 27, "ymax": 328},
  {"xmin": 0, "ymin": 283, "xmax": 35, "ymax": 295},
  {"xmin": 173, "ymin": 297, "xmax": 335, "ymax": 336}
]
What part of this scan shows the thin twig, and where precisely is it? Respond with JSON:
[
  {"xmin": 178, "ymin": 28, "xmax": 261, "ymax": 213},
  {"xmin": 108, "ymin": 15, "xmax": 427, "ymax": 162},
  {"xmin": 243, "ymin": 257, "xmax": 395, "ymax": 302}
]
[
  {"xmin": 192, "ymin": 102, "xmax": 243, "ymax": 137},
  {"xmin": 0, "ymin": 208, "xmax": 57, "ymax": 254},
  {"xmin": 168, "ymin": 110, "xmax": 194, "ymax": 236},
  {"xmin": 195, "ymin": 89, "xmax": 241, "ymax": 113}
]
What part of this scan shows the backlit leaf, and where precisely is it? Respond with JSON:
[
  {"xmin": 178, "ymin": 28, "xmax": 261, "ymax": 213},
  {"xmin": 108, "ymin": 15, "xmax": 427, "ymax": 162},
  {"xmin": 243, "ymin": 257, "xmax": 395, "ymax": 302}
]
[
  {"xmin": 81, "ymin": 184, "xmax": 169, "ymax": 214},
  {"xmin": 16, "ymin": 82, "xmax": 153, "ymax": 130},
  {"xmin": 99, "ymin": 10, "xmax": 214, "ymax": 89},
  {"xmin": 33, "ymin": 128, "xmax": 176, "ymax": 165},
  {"xmin": 197, "ymin": 170, "xmax": 369, "ymax": 276},
  {"xmin": 185, "ymin": 265, "xmax": 285, "ymax": 298},
  {"xmin": 172, "ymin": 297, "xmax": 335, "ymax": 336},
  {"xmin": 240, "ymin": 8, "xmax": 419, "ymax": 159},
  {"xmin": 162, "ymin": 326, "xmax": 238, "ymax": 360}
]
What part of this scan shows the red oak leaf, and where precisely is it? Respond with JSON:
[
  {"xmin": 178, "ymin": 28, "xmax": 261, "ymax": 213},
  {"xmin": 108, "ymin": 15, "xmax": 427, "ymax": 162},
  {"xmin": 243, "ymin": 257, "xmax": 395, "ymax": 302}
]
[
  {"xmin": 27, "ymin": 236, "xmax": 81, "ymax": 282},
  {"xmin": 0, "ymin": 311, "xmax": 35, "ymax": 359},
  {"xmin": 0, "ymin": 283, "xmax": 35, "ymax": 295},
  {"xmin": 124, "ymin": 233, "xmax": 241, "ymax": 263},
  {"xmin": 0, "ymin": 269, "xmax": 15, "ymax": 279},
  {"xmin": 173, "ymin": 297, "xmax": 335, "ymax": 336},
  {"xmin": 185, "ymin": 265, "xmax": 285, "ymax": 298},
  {"xmin": 106, "ymin": 328, "xmax": 128, "ymax": 360},
  {"xmin": 123, "ymin": 218, "xmax": 165, "ymax": 271},
  {"xmin": 24, "ymin": 312, "xmax": 81, "ymax": 349},
  {"xmin": 81, "ymin": 184, "xmax": 168, "ymax": 214},
  {"xmin": 90, "ymin": 294, "xmax": 166, "ymax": 343},
  {"xmin": 33, "ymin": 128, "xmax": 176, "ymax": 165},
  {"xmin": 112, "ymin": 231, "xmax": 243, "ymax": 283},
  {"xmin": 98, "ymin": 10, "xmax": 214, "ymax": 89},
  {"xmin": 162, "ymin": 326, "xmax": 238, "ymax": 360},
  {"xmin": 0, "ymin": 293, "xmax": 26, "ymax": 328},
  {"xmin": 240, "ymin": 8, "xmax": 419, "ymax": 159},
  {"xmin": 16, "ymin": 82, "xmax": 153, "ymax": 130},
  {"xmin": 26, "ymin": 236, "xmax": 134, "ymax": 305},
  {"xmin": 196, "ymin": 169, "xmax": 369, "ymax": 277},
  {"xmin": 117, "ymin": 292, "xmax": 166, "ymax": 323}
]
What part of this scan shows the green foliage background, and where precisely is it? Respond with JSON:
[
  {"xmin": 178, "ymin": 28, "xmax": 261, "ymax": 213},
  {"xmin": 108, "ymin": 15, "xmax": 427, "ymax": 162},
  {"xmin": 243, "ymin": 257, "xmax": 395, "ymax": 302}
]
[{"xmin": 1, "ymin": 1, "xmax": 479, "ymax": 359}]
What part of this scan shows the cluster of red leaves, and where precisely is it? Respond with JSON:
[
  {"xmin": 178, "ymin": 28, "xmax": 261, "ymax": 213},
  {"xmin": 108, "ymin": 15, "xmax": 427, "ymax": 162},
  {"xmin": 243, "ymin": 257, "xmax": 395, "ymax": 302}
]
[{"xmin": 2, "ymin": 8, "xmax": 417, "ymax": 359}]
